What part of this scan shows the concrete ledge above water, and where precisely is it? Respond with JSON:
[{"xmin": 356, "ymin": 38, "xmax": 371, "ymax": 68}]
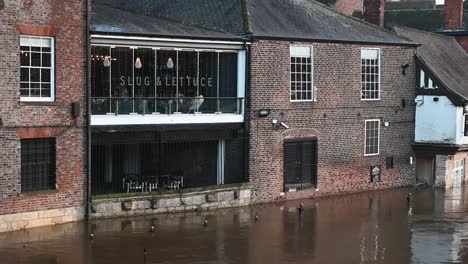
[{"xmin": 89, "ymin": 183, "xmax": 254, "ymax": 219}]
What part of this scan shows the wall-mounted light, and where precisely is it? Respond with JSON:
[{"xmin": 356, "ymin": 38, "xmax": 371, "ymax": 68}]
[
  {"xmin": 135, "ymin": 57, "xmax": 142, "ymax": 69},
  {"xmin": 433, "ymin": 97, "xmax": 439, "ymax": 102},
  {"xmin": 383, "ymin": 122, "xmax": 389, "ymax": 127},
  {"xmin": 401, "ymin": 63, "xmax": 410, "ymax": 75},
  {"xmin": 258, "ymin": 109, "xmax": 270, "ymax": 117},
  {"xmin": 167, "ymin": 58, "xmax": 174, "ymax": 69}
]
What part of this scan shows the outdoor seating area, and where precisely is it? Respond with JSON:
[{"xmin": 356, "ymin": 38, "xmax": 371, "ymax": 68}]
[{"xmin": 122, "ymin": 173, "xmax": 184, "ymax": 193}]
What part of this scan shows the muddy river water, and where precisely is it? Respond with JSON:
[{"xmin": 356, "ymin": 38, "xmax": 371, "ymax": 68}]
[{"xmin": 1, "ymin": 187, "xmax": 468, "ymax": 264}]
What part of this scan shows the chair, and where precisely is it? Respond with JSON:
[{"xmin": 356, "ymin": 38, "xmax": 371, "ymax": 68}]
[
  {"xmin": 168, "ymin": 174, "xmax": 184, "ymax": 190},
  {"xmin": 142, "ymin": 175, "xmax": 158, "ymax": 192},
  {"xmin": 122, "ymin": 173, "xmax": 145, "ymax": 193}
]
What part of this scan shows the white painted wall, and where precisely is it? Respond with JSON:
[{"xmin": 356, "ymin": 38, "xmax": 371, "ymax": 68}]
[{"xmin": 415, "ymin": 95, "xmax": 457, "ymax": 143}]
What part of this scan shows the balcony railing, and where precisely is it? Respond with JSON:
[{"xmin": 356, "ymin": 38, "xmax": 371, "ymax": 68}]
[{"xmin": 91, "ymin": 97, "xmax": 244, "ymax": 116}]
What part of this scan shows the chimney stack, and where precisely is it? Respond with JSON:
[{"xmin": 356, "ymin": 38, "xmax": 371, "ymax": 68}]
[
  {"xmin": 363, "ymin": 0, "xmax": 385, "ymax": 27},
  {"xmin": 444, "ymin": 0, "xmax": 464, "ymax": 31}
]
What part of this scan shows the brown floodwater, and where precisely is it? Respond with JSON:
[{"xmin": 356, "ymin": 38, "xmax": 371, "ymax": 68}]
[{"xmin": 1, "ymin": 187, "xmax": 468, "ymax": 264}]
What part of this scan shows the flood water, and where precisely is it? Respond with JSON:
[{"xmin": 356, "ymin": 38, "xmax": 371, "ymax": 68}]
[{"xmin": 1, "ymin": 187, "xmax": 468, "ymax": 264}]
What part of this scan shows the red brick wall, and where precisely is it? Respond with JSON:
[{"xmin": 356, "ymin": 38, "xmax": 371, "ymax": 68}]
[
  {"xmin": 0, "ymin": 0, "xmax": 87, "ymax": 215},
  {"xmin": 444, "ymin": 0, "xmax": 464, "ymax": 30},
  {"xmin": 455, "ymin": 35, "xmax": 468, "ymax": 53},
  {"xmin": 248, "ymin": 40, "xmax": 416, "ymax": 203}
]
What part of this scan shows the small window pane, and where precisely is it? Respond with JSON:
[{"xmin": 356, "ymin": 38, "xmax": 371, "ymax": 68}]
[
  {"xmin": 41, "ymin": 69, "xmax": 51, "ymax": 82},
  {"xmin": 30, "ymin": 68, "xmax": 40, "ymax": 82},
  {"xmin": 42, "ymin": 53, "xmax": 51, "ymax": 67},
  {"xmin": 20, "ymin": 52, "xmax": 30, "ymax": 66},
  {"xmin": 31, "ymin": 52, "xmax": 41, "ymax": 66},
  {"xmin": 20, "ymin": 68, "xmax": 29, "ymax": 81}
]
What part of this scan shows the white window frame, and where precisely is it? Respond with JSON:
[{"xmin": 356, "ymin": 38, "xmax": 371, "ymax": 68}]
[
  {"xmin": 463, "ymin": 114, "xmax": 468, "ymax": 137},
  {"xmin": 361, "ymin": 48, "xmax": 381, "ymax": 101},
  {"xmin": 453, "ymin": 159, "xmax": 465, "ymax": 183},
  {"xmin": 364, "ymin": 119, "xmax": 380, "ymax": 156},
  {"xmin": 20, "ymin": 35, "xmax": 55, "ymax": 102},
  {"xmin": 290, "ymin": 45, "xmax": 314, "ymax": 102}
]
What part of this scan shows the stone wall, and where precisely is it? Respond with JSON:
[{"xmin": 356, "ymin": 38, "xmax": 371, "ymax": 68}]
[
  {"xmin": 249, "ymin": 40, "xmax": 417, "ymax": 203},
  {"xmin": 89, "ymin": 184, "xmax": 254, "ymax": 219},
  {"xmin": 0, "ymin": 206, "xmax": 84, "ymax": 233},
  {"xmin": 0, "ymin": 0, "xmax": 87, "ymax": 228}
]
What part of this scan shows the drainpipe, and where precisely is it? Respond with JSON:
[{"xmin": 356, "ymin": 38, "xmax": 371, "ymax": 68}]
[
  {"xmin": 243, "ymin": 41, "xmax": 251, "ymax": 184},
  {"xmin": 84, "ymin": 0, "xmax": 91, "ymax": 220}
]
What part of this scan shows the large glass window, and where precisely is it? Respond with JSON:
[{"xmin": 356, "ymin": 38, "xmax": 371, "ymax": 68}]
[
  {"xmin": 91, "ymin": 46, "xmax": 240, "ymax": 115},
  {"xmin": 20, "ymin": 36, "xmax": 54, "ymax": 102}
]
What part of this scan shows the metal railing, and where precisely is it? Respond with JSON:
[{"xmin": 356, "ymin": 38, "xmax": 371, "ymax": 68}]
[{"xmin": 91, "ymin": 97, "xmax": 244, "ymax": 116}]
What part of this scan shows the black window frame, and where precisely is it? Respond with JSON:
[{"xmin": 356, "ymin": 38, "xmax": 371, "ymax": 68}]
[
  {"xmin": 464, "ymin": 114, "xmax": 468, "ymax": 137},
  {"xmin": 21, "ymin": 138, "xmax": 57, "ymax": 193}
]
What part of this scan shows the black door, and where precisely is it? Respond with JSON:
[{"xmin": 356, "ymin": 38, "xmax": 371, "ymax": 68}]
[{"xmin": 284, "ymin": 141, "xmax": 317, "ymax": 191}]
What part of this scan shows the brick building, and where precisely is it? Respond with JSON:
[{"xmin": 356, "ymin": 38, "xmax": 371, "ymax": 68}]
[
  {"xmin": 0, "ymin": 0, "xmax": 420, "ymax": 231},
  {"xmin": 246, "ymin": 0, "xmax": 418, "ymax": 202},
  {"xmin": 0, "ymin": 0, "xmax": 87, "ymax": 232}
]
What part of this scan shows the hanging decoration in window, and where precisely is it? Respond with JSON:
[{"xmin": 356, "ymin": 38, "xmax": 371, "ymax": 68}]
[
  {"xmin": 166, "ymin": 57, "xmax": 174, "ymax": 69},
  {"xmin": 135, "ymin": 57, "xmax": 142, "ymax": 69}
]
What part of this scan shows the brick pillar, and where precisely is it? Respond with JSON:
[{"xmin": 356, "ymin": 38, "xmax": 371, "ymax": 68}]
[
  {"xmin": 363, "ymin": 0, "xmax": 385, "ymax": 27},
  {"xmin": 444, "ymin": 0, "xmax": 464, "ymax": 30}
]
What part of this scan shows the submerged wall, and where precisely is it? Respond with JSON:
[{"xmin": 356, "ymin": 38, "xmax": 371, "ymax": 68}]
[{"xmin": 89, "ymin": 183, "xmax": 254, "ymax": 219}]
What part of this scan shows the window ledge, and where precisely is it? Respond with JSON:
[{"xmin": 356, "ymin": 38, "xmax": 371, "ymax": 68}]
[
  {"xmin": 19, "ymin": 101, "xmax": 58, "ymax": 106},
  {"xmin": 285, "ymin": 184, "xmax": 317, "ymax": 193},
  {"xmin": 20, "ymin": 189, "xmax": 59, "ymax": 197}
]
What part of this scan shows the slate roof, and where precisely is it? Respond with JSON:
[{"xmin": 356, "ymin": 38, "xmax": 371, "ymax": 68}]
[
  {"xmin": 91, "ymin": 0, "xmax": 417, "ymax": 46},
  {"xmin": 394, "ymin": 26, "xmax": 468, "ymax": 100},
  {"xmin": 247, "ymin": 0, "xmax": 415, "ymax": 45},
  {"xmin": 92, "ymin": 0, "xmax": 247, "ymax": 36},
  {"xmin": 91, "ymin": 3, "xmax": 241, "ymax": 40},
  {"xmin": 385, "ymin": 8, "xmax": 468, "ymax": 32}
]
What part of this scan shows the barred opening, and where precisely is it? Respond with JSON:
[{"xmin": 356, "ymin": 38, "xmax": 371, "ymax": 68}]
[{"xmin": 21, "ymin": 138, "xmax": 56, "ymax": 192}]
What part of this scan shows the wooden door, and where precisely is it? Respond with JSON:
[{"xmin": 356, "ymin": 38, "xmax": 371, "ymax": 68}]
[{"xmin": 416, "ymin": 158, "xmax": 434, "ymax": 185}]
